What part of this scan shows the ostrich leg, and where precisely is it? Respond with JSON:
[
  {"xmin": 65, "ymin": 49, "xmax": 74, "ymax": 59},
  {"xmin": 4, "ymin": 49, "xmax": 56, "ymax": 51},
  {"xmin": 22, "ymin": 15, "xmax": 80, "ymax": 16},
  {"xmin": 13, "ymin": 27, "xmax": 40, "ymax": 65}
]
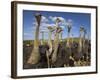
[{"xmin": 27, "ymin": 13, "xmax": 41, "ymax": 64}]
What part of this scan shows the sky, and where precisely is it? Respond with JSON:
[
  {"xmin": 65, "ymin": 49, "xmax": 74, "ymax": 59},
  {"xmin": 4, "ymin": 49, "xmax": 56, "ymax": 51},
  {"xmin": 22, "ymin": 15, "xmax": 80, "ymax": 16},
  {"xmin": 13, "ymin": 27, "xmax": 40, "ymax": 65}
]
[{"xmin": 23, "ymin": 10, "xmax": 91, "ymax": 40}]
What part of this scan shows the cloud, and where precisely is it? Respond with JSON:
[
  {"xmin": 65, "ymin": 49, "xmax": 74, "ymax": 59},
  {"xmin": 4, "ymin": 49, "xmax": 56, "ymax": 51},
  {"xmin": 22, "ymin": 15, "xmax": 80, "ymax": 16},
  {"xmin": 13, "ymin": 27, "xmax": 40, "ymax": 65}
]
[
  {"xmin": 41, "ymin": 23, "xmax": 55, "ymax": 27},
  {"xmin": 60, "ymin": 26, "xmax": 65, "ymax": 29},
  {"xmin": 32, "ymin": 22, "xmax": 37, "ymax": 26},
  {"xmin": 49, "ymin": 16, "xmax": 66, "ymax": 22},
  {"xmin": 41, "ymin": 16, "xmax": 49, "ymax": 23},
  {"xmin": 49, "ymin": 16, "xmax": 67, "ymax": 26},
  {"xmin": 40, "ymin": 22, "xmax": 56, "ymax": 32},
  {"xmin": 24, "ymin": 33, "xmax": 29, "ymax": 36},
  {"xmin": 25, "ymin": 16, "xmax": 74, "ymax": 40},
  {"xmin": 23, "ymin": 32, "xmax": 34, "ymax": 40},
  {"xmin": 49, "ymin": 16, "xmax": 56, "ymax": 22}
]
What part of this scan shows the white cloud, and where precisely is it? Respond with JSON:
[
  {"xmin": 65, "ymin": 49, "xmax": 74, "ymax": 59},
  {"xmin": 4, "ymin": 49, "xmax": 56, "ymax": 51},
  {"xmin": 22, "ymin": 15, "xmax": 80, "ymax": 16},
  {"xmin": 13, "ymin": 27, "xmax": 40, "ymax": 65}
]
[
  {"xmin": 24, "ymin": 33, "xmax": 29, "ymax": 36},
  {"xmin": 32, "ymin": 22, "xmax": 37, "ymax": 26},
  {"xmin": 40, "ymin": 22, "xmax": 56, "ymax": 32},
  {"xmin": 41, "ymin": 16, "xmax": 49, "ymax": 23},
  {"xmin": 24, "ymin": 32, "xmax": 34, "ymax": 37},
  {"xmin": 49, "ymin": 16, "xmax": 67, "ymax": 26},
  {"xmin": 41, "ymin": 23, "xmax": 55, "ymax": 27},
  {"xmin": 49, "ymin": 16, "xmax": 66, "ymax": 23},
  {"xmin": 60, "ymin": 26, "xmax": 65, "ymax": 29},
  {"xmin": 31, "ymin": 16, "xmax": 74, "ymax": 39}
]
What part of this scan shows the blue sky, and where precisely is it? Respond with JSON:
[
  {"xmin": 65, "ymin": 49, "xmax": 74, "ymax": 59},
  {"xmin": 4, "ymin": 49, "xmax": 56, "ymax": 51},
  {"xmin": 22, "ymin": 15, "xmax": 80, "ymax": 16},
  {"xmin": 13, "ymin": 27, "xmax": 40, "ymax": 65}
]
[{"xmin": 23, "ymin": 10, "xmax": 91, "ymax": 40}]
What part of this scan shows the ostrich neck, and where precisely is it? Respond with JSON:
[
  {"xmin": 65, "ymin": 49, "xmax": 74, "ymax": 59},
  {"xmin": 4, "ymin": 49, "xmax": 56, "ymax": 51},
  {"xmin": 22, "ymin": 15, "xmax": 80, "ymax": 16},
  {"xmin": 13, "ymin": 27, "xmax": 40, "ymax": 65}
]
[
  {"xmin": 34, "ymin": 25, "xmax": 40, "ymax": 47},
  {"xmin": 48, "ymin": 31, "xmax": 52, "ymax": 47}
]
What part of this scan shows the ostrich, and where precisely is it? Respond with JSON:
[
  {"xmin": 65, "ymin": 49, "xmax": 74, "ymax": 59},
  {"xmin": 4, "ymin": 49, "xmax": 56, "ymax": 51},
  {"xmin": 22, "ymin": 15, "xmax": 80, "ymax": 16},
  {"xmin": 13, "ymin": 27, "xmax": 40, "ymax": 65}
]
[
  {"xmin": 51, "ymin": 18, "xmax": 63, "ymax": 64},
  {"xmin": 79, "ymin": 26, "xmax": 85, "ymax": 53},
  {"xmin": 51, "ymin": 27, "xmax": 63, "ymax": 64},
  {"xmin": 47, "ymin": 26, "xmax": 55, "ymax": 55},
  {"xmin": 66, "ymin": 19, "xmax": 72, "ymax": 48},
  {"xmin": 27, "ymin": 13, "xmax": 42, "ymax": 64},
  {"xmin": 83, "ymin": 29, "xmax": 90, "ymax": 62},
  {"xmin": 83, "ymin": 29, "xmax": 87, "ymax": 47},
  {"xmin": 75, "ymin": 26, "xmax": 85, "ymax": 63},
  {"xmin": 65, "ymin": 19, "xmax": 73, "ymax": 63},
  {"xmin": 45, "ymin": 26, "xmax": 55, "ymax": 68}
]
